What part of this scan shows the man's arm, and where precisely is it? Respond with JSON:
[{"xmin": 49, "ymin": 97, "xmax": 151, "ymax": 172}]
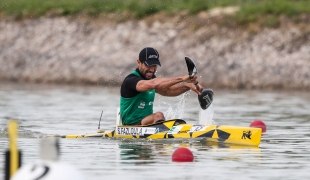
[
  {"xmin": 157, "ymin": 83, "xmax": 190, "ymax": 96},
  {"xmin": 156, "ymin": 82, "xmax": 202, "ymax": 96},
  {"xmin": 136, "ymin": 75, "xmax": 201, "ymax": 96}
]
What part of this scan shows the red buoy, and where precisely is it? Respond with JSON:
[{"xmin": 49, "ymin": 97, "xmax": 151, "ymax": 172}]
[
  {"xmin": 250, "ymin": 120, "xmax": 266, "ymax": 132},
  {"xmin": 172, "ymin": 147, "xmax": 194, "ymax": 162}
]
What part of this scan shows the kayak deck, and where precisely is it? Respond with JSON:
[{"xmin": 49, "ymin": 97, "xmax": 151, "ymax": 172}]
[{"xmin": 42, "ymin": 119, "xmax": 262, "ymax": 147}]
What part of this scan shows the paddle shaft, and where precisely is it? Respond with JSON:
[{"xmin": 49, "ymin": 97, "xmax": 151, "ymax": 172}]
[{"xmin": 193, "ymin": 80, "xmax": 200, "ymax": 91}]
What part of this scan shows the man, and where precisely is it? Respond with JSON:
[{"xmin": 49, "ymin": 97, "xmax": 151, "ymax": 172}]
[{"xmin": 120, "ymin": 47, "xmax": 202, "ymax": 125}]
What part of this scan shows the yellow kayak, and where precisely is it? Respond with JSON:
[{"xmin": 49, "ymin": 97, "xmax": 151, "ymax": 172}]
[{"xmin": 42, "ymin": 119, "xmax": 262, "ymax": 147}]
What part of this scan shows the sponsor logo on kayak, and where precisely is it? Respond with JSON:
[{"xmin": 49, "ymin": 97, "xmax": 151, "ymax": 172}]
[
  {"xmin": 189, "ymin": 125, "xmax": 207, "ymax": 132},
  {"xmin": 242, "ymin": 130, "xmax": 252, "ymax": 139},
  {"xmin": 167, "ymin": 126, "xmax": 182, "ymax": 134},
  {"xmin": 144, "ymin": 128, "xmax": 157, "ymax": 134},
  {"xmin": 116, "ymin": 127, "xmax": 157, "ymax": 136}
]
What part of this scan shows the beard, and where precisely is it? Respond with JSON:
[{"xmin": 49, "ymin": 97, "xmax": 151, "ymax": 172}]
[
  {"xmin": 139, "ymin": 68, "xmax": 155, "ymax": 80},
  {"xmin": 144, "ymin": 70, "xmax": 155, "ymax": 79},
  {"xmin": 138, "ymin": 65, "xmax": 156, "ymax": 80}
]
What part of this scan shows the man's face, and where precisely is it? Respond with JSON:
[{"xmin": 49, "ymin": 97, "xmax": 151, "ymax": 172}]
[{"xmin": 138, "ymin": 60, "xmax": 157, "ymax": 79}]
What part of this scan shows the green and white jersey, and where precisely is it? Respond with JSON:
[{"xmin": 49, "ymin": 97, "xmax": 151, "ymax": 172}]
[{"xmin": 120, "ymin": 70, "xmax": 156, "ymax": 125}]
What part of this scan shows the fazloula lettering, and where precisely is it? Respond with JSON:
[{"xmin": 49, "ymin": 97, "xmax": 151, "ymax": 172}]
[{"xmin": 117, "ymin": 127, "xmax": 144, "ymax": 135}]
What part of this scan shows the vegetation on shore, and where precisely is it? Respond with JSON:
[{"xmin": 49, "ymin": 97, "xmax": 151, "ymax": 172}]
[{"xmin": 1, "ymin": 0, "xmax": 309, "ymax": 26}]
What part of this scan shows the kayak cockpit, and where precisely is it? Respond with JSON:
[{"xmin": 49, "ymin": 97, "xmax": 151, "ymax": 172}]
[{"xmin": 117, "ymin": 119, "xmax": 186, "ymax": 128}]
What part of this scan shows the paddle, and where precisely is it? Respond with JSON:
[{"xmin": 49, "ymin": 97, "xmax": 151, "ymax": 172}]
[
  {"xmin": 185, "ymin": 56, "xmax": 198, "ymax": 89},
  {"xmin": 198, "ymin": 88, "xmax": 213, "ymax": 110},
  {"xmin": 185, "ymin": 56, "xmax": 213, "ymax": 110}
]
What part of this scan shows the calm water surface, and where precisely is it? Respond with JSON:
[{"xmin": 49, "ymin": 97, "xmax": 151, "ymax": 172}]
[{"xmin": 1, "ymin": 82, "xmax": 310, "ymax": 180}]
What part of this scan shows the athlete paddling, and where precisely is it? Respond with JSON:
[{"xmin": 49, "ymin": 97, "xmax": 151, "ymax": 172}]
[{"xmin": 120, "ymin": 47, "xmax": 202, "ymax": 125}]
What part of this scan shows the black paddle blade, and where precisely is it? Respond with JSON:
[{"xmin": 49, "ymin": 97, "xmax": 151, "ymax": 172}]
[
  {"xmin": 185, "ymin": 56, "xmax": 197, "ymax": 78},
  {"xmin": 198, "ymin": 89, "xmax": 213, "ymax": 110}
]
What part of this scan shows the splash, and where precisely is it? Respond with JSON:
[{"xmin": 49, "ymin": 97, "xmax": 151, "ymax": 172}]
[
  {"xmin": 199, "ymin": 103, "xmax": 216, "ymax": 125},
  {"xmin": 161, "ymin": 93, "xmax": 188, "ymax": 120}
]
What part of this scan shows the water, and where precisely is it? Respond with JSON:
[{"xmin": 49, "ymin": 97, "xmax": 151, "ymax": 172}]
[{"xmin": 1, "ymin": 82, "xmax": 310, "ymax": 179}]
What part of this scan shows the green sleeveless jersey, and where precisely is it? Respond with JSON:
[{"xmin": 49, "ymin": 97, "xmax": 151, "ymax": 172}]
[{"xmin": 120, "ymin": 70, "xmax": 155, "ymax": 125}]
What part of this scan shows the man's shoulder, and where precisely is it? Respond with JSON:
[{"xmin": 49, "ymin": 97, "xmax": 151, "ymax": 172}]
[
  {"xmin": 124, "ymin": 73, "xmax": 141, "ymax": 81},
  {"xmin": 121, "ymin": 73, "xmax": 142, "ymax": 98},
  {"xmin": 122, "ymin": 73, "xmax": 142, "ymax": 88}
]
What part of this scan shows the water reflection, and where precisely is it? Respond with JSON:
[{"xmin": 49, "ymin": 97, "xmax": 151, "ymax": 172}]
[
  {"xmin": 196, "ymin": 140, "xmax": 260, "ymax": 150},
  {"xmin": 118, "ymin": 139, "xmax": 262, "ymax": 164},
  {"xmin": 119, "ymin": 143, "xmax": 155, "ymax": 164}
]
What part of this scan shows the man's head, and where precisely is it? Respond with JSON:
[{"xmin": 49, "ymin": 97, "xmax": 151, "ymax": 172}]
[{"xmin": 137, "ymin": 47, "xmax": 161, "ymax": 79}]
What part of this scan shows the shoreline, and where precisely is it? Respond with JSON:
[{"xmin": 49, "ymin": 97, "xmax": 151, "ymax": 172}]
[
  {"xmin": 0, "ymin": 14, "xmax": 309, "ymax": 90},
  {"xmin": 2, "ymin": 81, "xmax": 310, "ymax": 94}
]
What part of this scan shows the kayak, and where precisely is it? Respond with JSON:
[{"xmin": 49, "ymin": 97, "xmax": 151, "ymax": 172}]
[
  {"xmin": 42, "ymin": 119, "xmax": 262, "ymax": 147},
  {"xmin": 43, "ymin": 57, "xmax": 263, "ymax": 146}
]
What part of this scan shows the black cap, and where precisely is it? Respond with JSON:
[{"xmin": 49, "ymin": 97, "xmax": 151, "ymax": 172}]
[{"xmin": 139, "ymin": 47, "xmax": 161, "ymax": 66}]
